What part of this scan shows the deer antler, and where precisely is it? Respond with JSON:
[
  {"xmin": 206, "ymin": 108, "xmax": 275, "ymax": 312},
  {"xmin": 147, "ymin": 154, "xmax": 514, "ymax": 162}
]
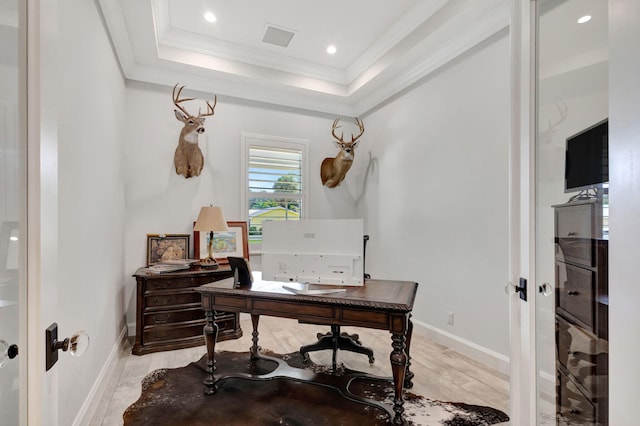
[
  {"xmin": 352, "ymin": 117, "xmax": 365, "ymax": 143},
  {"xmin": 172, "ymin": 84, "xmax": 196, "ymax": 117},
  {"xmin": 331, "ymin": 118, "xmax": 344, "ymax": 143},
  {"xmin": 198, "ymin": 96, "xmax": 217, "ymax": 117},
  {"xmin": 331, "ymin": 117, "xmax": 365, "ymax": 144},
  {"xmin": 547, "ymin": 102, "xmax": 568, "ymax": 130},
  {"xmin": 173, "ymin": 84, "xmax": 217, "ymax": 118}
]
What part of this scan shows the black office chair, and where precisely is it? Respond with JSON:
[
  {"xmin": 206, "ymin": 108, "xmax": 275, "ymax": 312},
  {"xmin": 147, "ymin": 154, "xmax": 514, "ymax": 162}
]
[{"xmin": 299, "ymin": 235, "xmax": 375, "ymax": 372}]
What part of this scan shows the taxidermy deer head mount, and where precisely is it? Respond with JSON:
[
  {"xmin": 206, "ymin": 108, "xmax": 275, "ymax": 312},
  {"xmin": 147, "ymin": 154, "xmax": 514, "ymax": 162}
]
[
  {"xmin": 172, "ymin": 84, "xmax": 217, "ymax": 178},
  {"xmin": 320, "ymin": 117, "xmax": 365, "ymax": 188},
  {"xmin": 539, "ymin": 101, "xmax": 568, "ymax": 145}
]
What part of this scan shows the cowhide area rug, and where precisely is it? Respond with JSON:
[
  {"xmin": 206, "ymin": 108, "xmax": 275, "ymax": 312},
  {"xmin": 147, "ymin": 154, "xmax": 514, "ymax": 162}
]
[{"xmin": 123, "ymin": 350, "xmax": 509, "ymax": 426}]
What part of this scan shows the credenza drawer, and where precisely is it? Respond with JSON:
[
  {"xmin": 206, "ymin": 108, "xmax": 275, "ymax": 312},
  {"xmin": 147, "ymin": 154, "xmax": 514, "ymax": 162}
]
[
  {"xmin": 144, "ymin": 307, "xmax": 204, "ymax": 325},
  {"xmin": 145, "ymin": 292, "xmax": 201, "ymax": 308},
  {"xmin": 556, "ymin": 262, "xmax": 595, "ymax": 331},
  {"xmin": 143, "ymin": 316, "xmax": 238, "ymax": 344},
  {"xmin": 555, "ymin": 203, "xmax": 597, "ymax": 239},
  {"xmin": 555, "ymin": 238, "xmax": 594, "ymax": 267},
  {"xmin": 557, "ymin": 367, "xmax": 596, "ymax": 424},
  {"xmin": 213, "ymin": 315, "xmax": 237, "ymax": 334},
  {"xmin": 143, "ymin": 322, "xmax": 204, "ymax": 343},
  {"xmin": 144, "ymin": 275, "xmax": 217, "ymax": 291},
  {"xmin": 554, "ymin": 202, "xmax": 603, "ymax": 267},
  {"xmin": 556, "ymin": 316, "xmax": 608, "ymax": 397}
]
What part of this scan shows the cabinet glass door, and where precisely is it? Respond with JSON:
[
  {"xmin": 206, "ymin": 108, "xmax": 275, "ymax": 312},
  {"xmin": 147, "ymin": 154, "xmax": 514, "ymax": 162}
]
[
  {"xmin": 535, "ymin": 0, "xmax": 608, "ymax": 424},
  {"xmin": 0, "ymin": 0, "xmax": 25, "ymax": 423}
]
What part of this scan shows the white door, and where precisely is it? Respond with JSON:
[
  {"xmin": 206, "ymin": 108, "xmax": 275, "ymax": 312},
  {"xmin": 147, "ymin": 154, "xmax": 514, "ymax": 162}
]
[
  {"xmin": 507, "ymin": 1, "xmax": 536, "ymax": 423},
  {"xmin": 0, "ymin": 0, "xmax": 27, "ymax": 423}
]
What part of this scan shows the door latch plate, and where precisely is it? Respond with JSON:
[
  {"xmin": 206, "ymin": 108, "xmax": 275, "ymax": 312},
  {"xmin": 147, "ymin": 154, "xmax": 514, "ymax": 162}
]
[
  {"xmin": 518, "ymin": 277, "xmax": 527, "ymax": 301},
  {"xmin": 45, "ymin": 323, "xmax": 59, "ymax": 371}
]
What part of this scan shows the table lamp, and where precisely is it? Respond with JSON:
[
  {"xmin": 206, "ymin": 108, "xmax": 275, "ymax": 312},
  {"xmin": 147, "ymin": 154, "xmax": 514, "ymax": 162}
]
[{"xmin": 193, "ymin": 205, "xmax": 229, "ymax": 269}]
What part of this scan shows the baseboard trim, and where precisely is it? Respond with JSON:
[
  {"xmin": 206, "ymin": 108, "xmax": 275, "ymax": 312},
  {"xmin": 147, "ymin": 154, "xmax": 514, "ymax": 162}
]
[
  {"xmin": 72, "ymin": 325, "xmax": 129, "ymax": 426},
  {"xmin": 411, "ymin": 318, "xmax": 510, "ymax": 376}
]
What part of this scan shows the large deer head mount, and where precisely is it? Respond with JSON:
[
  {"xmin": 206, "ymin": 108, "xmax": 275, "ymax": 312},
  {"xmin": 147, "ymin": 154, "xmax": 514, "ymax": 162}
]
[
  {"xmin": 172, "ymin": 84, "xmax": 217, "ymax": 178},
  {"xmin": 539, "ymin": 102, "xmax": 568, "ymax": 145},
  {"xmin": 320, "ymin": 118, "xmax": 365, "ymax": 188}
]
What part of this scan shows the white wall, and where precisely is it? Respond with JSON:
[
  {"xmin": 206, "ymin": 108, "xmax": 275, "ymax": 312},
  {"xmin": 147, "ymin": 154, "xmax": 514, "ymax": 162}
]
[
  {"xmin": 122, "ymin": 83, "xmax": 358, "ymax": 328},
  {"xmin": 356, "ymin": 33, "xmax": 511, "ymax": 359},
  {"xmin": 608, "ymin": 0, "xmax": 640, "ymax": 423},
  {"xmin": 54, "ymin": 1, "xmax": 126, "ymax": 424}
]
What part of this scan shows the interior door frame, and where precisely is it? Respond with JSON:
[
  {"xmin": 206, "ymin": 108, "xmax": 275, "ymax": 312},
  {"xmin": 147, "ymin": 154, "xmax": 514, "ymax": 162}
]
[
  {"xmin": 508, "ymin": 0, "xmax": 538, "ymax": 425},
  {"xmin": 26, "ymin": 0, "xmax": 61, "ymax": 424},
  {"xmin": 16, "ymin": 0, "xmax": 29, "ymax": 422}
]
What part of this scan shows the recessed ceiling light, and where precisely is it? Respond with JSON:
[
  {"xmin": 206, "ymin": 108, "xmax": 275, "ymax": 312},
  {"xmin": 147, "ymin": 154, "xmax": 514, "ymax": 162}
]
[
  {"xmin": 326, "ymin": 45, "xmax": 337, "ymax": 55},
  {"xmin": 204, "ymin": 11, "xmax": 217, "ymax": 23},
  {"xmin": 578, "ymin": 15, "xmax": 592, "ymax": 24}
]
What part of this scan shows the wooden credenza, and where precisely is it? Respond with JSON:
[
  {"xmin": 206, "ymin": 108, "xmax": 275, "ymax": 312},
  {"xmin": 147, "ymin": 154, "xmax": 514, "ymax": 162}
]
[
  {"xmin": 132, "ymin": 266, "xmax": 242, "ymax": 355},
  {"xmin": 554, "ymin": 199, "xmax": 608, "ymax": 424}
]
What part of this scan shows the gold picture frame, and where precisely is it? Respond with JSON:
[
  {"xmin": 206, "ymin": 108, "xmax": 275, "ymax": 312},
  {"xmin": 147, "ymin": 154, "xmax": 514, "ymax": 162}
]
[
  {"xmin": 193, "ymin": 221, "xmax": 249, "ymax": 265},
  {"xmin": 146, "ymin": 234, "xmax": 190, "ymax": 265}
]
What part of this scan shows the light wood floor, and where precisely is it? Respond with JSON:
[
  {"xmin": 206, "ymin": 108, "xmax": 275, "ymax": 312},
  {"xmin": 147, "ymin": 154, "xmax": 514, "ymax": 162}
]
[{"xmin": 89, "ymin": 315, "xmax": 510, "ymax": 425}]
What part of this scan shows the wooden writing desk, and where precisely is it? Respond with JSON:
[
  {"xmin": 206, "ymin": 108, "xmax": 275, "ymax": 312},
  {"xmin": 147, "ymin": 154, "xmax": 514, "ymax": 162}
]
[{"xmin": 197, "ymin": 276, "xmax": 418, "ymax": 425}]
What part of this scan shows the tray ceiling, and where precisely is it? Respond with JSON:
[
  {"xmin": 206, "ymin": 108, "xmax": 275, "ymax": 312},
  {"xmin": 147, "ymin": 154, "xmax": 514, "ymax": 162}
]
[{"xmin": 98, "ymin": 0, "xmax": 509, "ymax": 115}]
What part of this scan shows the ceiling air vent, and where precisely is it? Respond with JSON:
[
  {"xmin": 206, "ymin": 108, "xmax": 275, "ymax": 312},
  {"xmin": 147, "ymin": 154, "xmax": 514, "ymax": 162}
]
[{"xmin": 262, "ymin": 25, "xmax": 296, "ymax": 48}]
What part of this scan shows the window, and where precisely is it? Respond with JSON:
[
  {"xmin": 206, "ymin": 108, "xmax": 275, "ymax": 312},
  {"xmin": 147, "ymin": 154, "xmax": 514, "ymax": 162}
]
[{"xmin": 241, "ymin": 133, "xmax": 308, "ymax": 251}]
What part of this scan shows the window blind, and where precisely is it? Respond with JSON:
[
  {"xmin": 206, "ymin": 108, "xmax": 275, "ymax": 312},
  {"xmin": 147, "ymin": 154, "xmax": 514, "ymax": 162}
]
[{"xmin": 247, "ymin": 146, "xmax": 303, "ymax": 244}]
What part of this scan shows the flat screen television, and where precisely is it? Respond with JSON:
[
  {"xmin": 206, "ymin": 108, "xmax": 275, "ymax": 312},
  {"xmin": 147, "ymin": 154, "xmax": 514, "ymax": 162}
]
[{"xmin": 564, "ymin": 118, "xmax": 609, "ymax": 193}]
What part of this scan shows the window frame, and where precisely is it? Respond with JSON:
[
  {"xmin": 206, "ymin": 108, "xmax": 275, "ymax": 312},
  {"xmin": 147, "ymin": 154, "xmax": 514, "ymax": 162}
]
[{"xmin": 240, "ymin": 132, "xmax": 309, "ymax": 253}]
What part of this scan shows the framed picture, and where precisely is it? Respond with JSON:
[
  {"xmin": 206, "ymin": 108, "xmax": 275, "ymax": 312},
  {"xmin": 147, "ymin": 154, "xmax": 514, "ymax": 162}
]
[
  {"xmin": 194, "ymin": 221, "xmax": 249, "ymax": 265},
  {"xmin": 146, "ymin": 234, "xmax": 190, "ymax": 265}
]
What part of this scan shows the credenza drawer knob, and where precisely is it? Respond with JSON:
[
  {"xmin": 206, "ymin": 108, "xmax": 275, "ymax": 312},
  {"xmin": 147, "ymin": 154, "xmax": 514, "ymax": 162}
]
[
  {"xmin": 567, "ymin": 290, "xmax": 579, "ymax": 296},
  {"xmin": 567, "ymin": 231, "xmax": 578, "ymax": 236}
]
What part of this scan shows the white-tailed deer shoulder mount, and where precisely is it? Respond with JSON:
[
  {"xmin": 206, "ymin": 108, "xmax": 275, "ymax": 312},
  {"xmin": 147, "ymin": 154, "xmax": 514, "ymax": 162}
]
[
  {"xmin": 320, "ymin": 117, "xmax": 365, "ymax": 188},
  {"xmin": 172, "ymin": 84, "xmax": 217, "ymax": 178}
]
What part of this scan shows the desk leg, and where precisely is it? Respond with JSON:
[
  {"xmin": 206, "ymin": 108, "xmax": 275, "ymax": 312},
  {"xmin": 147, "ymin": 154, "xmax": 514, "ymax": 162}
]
[
  {"xmin": 203, "ymin": 309, "xmax": 218, "ymax": 395},
  {"xmin": 390, "ymin": 333, "xmax": 407, "ymax": 425},
  {"xmin": 404, "ymin": 316, "xmax": 415, "ymax": 389},
  {"xmin": 250, "ymin": 314, "xmax": 261, "ymax": 359}
]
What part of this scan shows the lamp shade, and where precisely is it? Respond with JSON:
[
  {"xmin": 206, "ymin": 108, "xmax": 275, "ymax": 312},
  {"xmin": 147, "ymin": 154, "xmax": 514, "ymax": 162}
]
[{"xmin": 193, "ymin": 206, "xmax": 229, "ymax": 232}]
